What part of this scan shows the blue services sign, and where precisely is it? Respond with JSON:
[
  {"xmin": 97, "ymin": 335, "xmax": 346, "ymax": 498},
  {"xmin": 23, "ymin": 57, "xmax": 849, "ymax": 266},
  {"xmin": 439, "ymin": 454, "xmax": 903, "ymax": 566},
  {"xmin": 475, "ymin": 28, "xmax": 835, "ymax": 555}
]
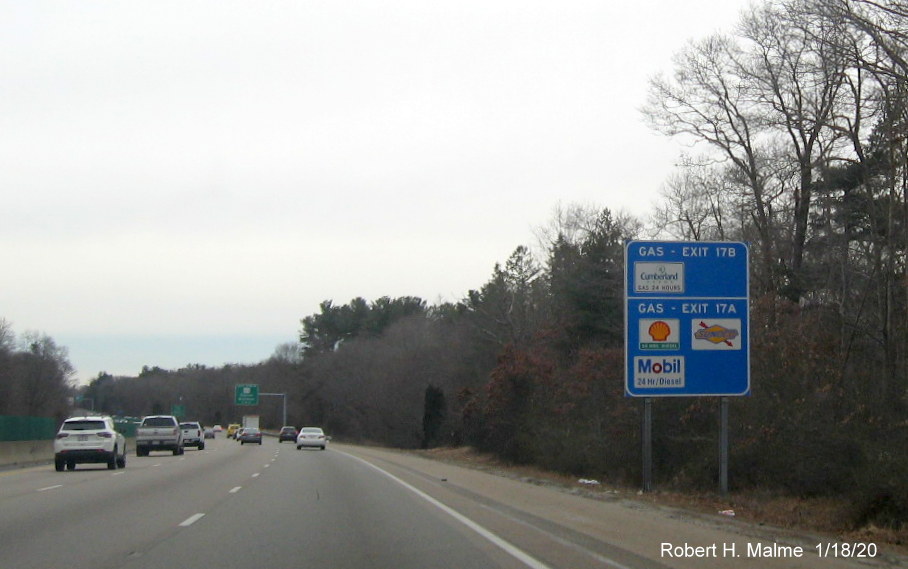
[{"xmin": 625, "ymin": 241, "xmax": 750, "ymax": 397}]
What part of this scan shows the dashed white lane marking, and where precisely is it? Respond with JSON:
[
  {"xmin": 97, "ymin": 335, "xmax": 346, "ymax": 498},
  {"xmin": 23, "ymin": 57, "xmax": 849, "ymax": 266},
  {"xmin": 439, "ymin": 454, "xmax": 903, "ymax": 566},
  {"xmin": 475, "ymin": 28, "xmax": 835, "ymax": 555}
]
[
  {"xmin": 229, "ymin": 486, "xmax": 242, "ymax": 493},
  {"xmin": 37, "ymin": 485, "xmax": 63, "ymax": 492},
  {"xmin": 179, "ymin": 513, "xmax": 205, "ymax": 527},
  {"xmin": 252, "ymin": 473, "xmax": 260, "ymax": 478}
]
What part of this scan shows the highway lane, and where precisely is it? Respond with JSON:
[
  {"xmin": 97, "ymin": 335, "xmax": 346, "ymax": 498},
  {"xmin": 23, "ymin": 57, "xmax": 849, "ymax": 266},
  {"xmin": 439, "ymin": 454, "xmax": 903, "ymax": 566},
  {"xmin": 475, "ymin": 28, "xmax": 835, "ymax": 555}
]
[
  {"xmin": 121, "ymin": 443, "xmax": 531, "ymax": 569},
  {"xmin": 0, "ymin": 438, "xmax": 901, "ymax": 569},
  {"xmin": 0, "ymin": 438, "xmax": 544, "ymax": 569},
  {"xmin": 0, "ymin": 436, "xmax": 276, "ymax": 569}
]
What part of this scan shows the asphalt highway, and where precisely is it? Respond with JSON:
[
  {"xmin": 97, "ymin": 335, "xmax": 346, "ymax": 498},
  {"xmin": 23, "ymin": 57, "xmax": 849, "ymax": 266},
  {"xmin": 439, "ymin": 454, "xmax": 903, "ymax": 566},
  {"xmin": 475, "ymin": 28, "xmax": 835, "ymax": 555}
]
[{"xmin": 0, "ymin": 437, "xmax": 899, "ymax": 569}]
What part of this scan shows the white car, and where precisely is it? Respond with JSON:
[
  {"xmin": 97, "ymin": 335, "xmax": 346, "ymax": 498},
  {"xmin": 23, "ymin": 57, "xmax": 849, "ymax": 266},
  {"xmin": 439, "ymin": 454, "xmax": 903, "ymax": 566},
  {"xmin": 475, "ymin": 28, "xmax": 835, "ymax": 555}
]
[
  {"xmin": 180, "ymin": 421, "xmax": 205, "ymax": 450},
  {"xmin": 54, "ymin": 416, "xmax": 127, "ymax": 471},
  {"xmin": 296, "ymin": 427, "xmax": 328, "ymax": 450}
]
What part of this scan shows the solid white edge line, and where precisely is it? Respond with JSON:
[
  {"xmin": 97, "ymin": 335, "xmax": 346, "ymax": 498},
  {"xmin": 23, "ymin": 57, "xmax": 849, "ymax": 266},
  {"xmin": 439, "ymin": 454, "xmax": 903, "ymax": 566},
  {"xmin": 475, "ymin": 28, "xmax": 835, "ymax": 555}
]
[
  {"xmin": 179, "ymin": 513, "xmax": 205, "ymax": 527},
  {"xmin": 343, "ymin": 452, "xmax": 552, "ymax": 569},
  {"xmin": 480, "ymin": 503, "xmax": 638, "ymax": 569}
]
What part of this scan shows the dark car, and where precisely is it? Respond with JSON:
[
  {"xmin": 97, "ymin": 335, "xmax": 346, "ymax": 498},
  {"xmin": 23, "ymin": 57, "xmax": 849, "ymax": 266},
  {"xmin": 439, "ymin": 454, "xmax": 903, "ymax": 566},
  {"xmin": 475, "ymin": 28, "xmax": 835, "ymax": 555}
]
[
  {"xmin": 278, "ymin": 426, "xmax": 298, "ymax": 443},
  {"xmin": 238, "ymin": 427, "xmax": 262, "ymax": 445}
]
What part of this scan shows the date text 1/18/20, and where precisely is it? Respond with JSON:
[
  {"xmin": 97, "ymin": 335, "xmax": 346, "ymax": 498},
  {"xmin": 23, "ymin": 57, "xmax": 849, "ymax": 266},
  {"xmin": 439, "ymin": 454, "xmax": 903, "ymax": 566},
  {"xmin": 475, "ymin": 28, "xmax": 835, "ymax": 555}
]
[{"xmin": 816, "ymin": 543, "xmax": 877, "ymax": 558}]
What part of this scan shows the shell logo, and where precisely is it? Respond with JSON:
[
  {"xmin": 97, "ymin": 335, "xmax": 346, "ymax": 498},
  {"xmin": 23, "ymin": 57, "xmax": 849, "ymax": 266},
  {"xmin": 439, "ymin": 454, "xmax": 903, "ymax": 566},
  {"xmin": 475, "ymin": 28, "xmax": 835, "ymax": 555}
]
[{"xmin": 648, "ymin": 321, "xmax": 671, "ymax": 342}]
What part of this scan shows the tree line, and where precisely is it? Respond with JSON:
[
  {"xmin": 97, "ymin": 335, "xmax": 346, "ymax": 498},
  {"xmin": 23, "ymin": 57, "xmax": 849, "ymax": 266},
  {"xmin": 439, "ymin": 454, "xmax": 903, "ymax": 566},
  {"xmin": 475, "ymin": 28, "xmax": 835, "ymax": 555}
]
[
  {"xmin": 0, "ymin": 319, "xmax": 73, "ymax": 423},
  {"xmin": 2, "ymin": 0, "xmax": 906, "ymax": 530}
]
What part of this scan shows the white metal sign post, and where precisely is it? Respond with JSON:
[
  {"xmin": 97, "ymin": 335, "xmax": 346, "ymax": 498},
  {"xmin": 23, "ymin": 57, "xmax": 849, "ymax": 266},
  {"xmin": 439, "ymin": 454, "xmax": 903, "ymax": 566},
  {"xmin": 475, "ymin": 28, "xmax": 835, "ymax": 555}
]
[{"xmin": 625, "ymin": 241, "xmax": 750, "ymax": 493}]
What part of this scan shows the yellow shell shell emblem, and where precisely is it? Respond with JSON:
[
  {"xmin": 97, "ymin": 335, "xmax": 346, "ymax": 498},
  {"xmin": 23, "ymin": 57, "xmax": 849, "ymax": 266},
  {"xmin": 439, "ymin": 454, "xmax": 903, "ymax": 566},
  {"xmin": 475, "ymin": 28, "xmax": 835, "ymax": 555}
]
[{"xmin": 648, "ymin": 320, "xmax": 671, "ymax": 342}]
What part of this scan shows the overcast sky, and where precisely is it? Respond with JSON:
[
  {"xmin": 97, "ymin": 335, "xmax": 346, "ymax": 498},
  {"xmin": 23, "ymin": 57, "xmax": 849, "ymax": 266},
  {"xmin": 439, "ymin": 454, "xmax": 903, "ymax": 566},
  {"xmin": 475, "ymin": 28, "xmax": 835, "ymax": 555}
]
[{"xmin": 1, "ymin": 1, "xmax": 751, "ymax": 384}]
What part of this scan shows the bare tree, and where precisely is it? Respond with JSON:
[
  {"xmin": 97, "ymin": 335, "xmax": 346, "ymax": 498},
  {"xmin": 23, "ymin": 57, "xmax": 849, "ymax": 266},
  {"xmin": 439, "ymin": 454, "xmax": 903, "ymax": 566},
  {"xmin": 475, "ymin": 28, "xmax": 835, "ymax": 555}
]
[
  {"xmin": 643, "ymin": 0, "xmax": 870, "ymax": 303},
  {"xmin": 790, "ymin": 0, "xmax": 908, "ymax": 392},
  {"xmin": 269, "ymin": 342, "xmax": 303, "ymax": 364},
  {"xmin": 643, "ymin": 33, "xmax": 784, "ymax": 295},
  {"xmin": 13, "ymin": 332, "xmax": 74, "ymax": 417},
  {"xmin": 0, "ymin": 319, "xmax": 15, "ymax": 415},
  {"xmin": 535, "ymin": 202, "xmax": 642, "ymax": 253},
  {"xmin": 810, "ymin": 0, "xmax": 908, "ymax": 79},
  {"xmin": 740, "ymin": 1, "xmax": 852, "ymax": 298},
  {"xmin": 648, "ymin": 155, "xmax": 744, "ymax": 240}
]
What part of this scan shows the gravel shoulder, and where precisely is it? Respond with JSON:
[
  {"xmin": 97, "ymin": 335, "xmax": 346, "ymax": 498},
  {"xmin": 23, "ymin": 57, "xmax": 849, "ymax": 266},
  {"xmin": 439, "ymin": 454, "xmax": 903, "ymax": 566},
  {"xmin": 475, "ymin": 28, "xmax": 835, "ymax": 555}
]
[{"xmin": 345, "ymin": 444, "xmax": 908, "ymax": 568}]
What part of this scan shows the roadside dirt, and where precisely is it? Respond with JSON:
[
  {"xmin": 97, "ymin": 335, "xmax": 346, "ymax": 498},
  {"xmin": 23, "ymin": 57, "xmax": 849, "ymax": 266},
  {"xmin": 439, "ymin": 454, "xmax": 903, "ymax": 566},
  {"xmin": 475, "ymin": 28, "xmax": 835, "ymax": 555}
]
[{"xmin": 411, "ymin": 446, "xmax": 908, "ymax": 557}]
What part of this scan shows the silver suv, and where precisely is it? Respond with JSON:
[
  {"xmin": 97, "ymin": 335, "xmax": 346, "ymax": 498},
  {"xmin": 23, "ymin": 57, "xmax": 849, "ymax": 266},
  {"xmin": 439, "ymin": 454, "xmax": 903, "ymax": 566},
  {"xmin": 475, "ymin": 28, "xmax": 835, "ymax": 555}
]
[{"xmin": 54, "ymin": 416, "xmax": 127, "ymax": 471}]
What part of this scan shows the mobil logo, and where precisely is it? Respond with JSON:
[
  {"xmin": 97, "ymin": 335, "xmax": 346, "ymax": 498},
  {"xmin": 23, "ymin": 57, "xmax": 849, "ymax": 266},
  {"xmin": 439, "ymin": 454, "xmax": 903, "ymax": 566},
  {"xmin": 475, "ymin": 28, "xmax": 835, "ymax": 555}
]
[
  {"xmin": 633, "ymin": 356, "xmax": 686, "ymax": 389},
  {"xmin": 636, "ymin": 357, "xmax": 683, "ymax": 374}
]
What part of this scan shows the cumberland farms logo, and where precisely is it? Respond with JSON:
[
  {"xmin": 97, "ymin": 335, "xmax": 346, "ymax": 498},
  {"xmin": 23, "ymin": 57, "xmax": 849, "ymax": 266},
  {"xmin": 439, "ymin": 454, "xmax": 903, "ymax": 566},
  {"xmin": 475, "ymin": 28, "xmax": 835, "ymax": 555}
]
[
  {"xmin": 634, "ymin": 262, "xmax": 685, "ymax": 293},
  {"xmin": 633, "ymin": 356, "xmax": 685, "ymax": 389}
]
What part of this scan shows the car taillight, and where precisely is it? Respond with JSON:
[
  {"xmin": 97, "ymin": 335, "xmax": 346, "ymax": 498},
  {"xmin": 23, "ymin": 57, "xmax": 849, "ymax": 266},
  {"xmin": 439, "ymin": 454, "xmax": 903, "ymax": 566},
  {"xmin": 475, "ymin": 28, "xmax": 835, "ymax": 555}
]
[
  {"xmin": 56, "ymin": 433, "xmax": 69, "ymax": 439},
  {"xmin": 97, "ymin": 432, "xmax": 113, "ymax": 438}
]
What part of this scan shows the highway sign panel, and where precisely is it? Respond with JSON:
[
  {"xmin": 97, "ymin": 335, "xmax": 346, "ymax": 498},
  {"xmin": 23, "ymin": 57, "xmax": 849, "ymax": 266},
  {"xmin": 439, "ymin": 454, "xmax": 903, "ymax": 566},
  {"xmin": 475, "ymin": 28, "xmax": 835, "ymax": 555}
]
[
  {"xmin": 625, "ymin": 241, "xmax": 750, "ymax": 397},
  {"xmin": 235, "ymin": 384, "xmax": 259, "ymax": 406}
]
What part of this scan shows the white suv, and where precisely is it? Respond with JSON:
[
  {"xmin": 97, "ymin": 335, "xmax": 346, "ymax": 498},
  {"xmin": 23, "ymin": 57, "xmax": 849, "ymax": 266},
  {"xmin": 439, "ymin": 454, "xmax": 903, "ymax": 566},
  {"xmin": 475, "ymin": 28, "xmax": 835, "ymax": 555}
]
[
  {"xmin": 180, "ymin": 421, "xmax": 205, "ymax": 450},
  {"xmin": 54, "ymin": 416, "xmax": 127, "ymax": 471}
]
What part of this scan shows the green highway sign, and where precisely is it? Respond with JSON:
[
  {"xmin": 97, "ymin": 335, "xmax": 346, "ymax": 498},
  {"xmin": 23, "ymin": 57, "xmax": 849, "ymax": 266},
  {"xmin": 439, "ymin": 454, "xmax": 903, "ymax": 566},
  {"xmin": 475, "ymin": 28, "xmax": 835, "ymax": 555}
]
[{"xmin": 235, "ymin": 384, "xmax": 259, "ymax": 405}]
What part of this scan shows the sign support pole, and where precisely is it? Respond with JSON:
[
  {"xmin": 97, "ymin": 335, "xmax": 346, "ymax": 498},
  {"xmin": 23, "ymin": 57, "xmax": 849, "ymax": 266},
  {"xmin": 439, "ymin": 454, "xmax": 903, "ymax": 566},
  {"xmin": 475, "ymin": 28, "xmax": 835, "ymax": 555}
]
[
  {"xmin": 643, "ymin": 397, "xmax": 653, "ymax": 492},
  {"xmin": 261, "ymin": 393, "xmax": 287, "ymax": 428},
  {"xmin": 625, "ymin": 241, "xmax": 749, "ymax": 494},
  {"xmin": 719, "ymin": 397, "xmax": 729, "ymax": 495}
]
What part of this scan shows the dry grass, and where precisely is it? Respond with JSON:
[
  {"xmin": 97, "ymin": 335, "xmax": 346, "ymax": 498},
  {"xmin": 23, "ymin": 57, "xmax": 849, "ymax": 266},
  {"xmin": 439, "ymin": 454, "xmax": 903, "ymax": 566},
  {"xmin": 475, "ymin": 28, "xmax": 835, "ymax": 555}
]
[{"xmin": 414, "ymin": 446, "xmax": 908, "ymax": 556}]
